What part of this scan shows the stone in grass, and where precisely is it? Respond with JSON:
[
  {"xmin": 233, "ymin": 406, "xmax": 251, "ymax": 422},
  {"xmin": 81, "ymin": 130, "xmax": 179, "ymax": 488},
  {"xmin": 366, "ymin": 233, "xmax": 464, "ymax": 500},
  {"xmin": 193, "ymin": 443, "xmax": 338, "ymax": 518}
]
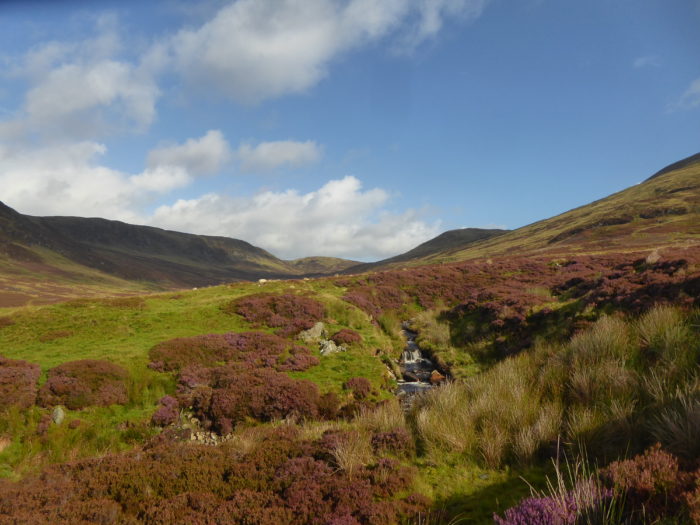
[
  {"xmin": 299, "ymin": 322, "xmax": 327, "ymax": 343},
  {"xmin": 429, "ymin": 370, "xmax": 446, "ymax": 385},
  {"xmin": 319, "ymin": 339, "xmax": 346, "ymax": 356},
  {"xmin": 51, "ymin": 406, "xmax": 65, "ymax": 425}
]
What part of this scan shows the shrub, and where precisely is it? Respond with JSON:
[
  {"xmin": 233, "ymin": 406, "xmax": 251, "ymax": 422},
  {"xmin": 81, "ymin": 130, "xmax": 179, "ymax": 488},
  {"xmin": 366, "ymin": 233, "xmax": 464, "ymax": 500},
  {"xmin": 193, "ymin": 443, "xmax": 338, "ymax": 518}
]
[
  {"xmin": 181, "ymin": 366, "xmax": 321, "ymax": 433},
  {"xmin": 149, "ymin": 331, "xmax": 318, "ymax": 373},
  {"xmin": 331, "ymin": 328, "xmax": 362, "ymax": 345},
  {"xmin": 0, "ymin": 355, "xmax": 40, "ymax": 410},
  {"xmin": 226, "ymin": 293, "xmax": 325, "ymax": 337},
  {"xmin": 603, "ymin": 444, "xmax": 696, "ymax": 523},
  {"xmin": 38, "ymin": 359, "xmax": 129, "ymax": 410},
  {"xmin": 151, "ymin": 395, "xmax": 179, "ymax": 427},
  {"xmin": 0, "ymin": 426, "xmax": 425, "ymax": 524},
  {"xmin": 371, "ymin": 428, "xmax": 415, "ymax": 457},
  {"xmin": 0, "ymin": 316, "xmax": 15, "ymax": 329},
  {"xmin": 344, "ymin": 377, "xmax": 372, "ymax": 400}
]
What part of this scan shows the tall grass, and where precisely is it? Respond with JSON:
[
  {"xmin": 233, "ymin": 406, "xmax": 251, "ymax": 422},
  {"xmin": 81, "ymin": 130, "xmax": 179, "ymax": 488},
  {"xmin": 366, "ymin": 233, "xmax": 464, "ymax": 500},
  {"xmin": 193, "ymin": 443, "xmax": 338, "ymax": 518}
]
[{"xmin": 413, "ymin": 307, "xmax": 700, "ymax": 468}]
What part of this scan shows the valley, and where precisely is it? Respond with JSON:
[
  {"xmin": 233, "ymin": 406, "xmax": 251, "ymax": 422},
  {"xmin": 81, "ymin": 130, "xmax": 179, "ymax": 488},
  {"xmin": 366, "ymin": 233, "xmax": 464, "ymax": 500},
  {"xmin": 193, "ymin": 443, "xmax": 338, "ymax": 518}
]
[{"xmin": 0, "ymin": 154, "xmax": 699, "ymax": 523}]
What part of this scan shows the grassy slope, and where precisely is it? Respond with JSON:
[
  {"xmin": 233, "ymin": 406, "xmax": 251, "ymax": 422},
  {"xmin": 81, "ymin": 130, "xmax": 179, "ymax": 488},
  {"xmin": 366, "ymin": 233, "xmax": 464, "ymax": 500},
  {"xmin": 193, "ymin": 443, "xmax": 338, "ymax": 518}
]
[
  {"xmin": 384, "ymin": 158, "xmax": 700, "ymax": 268},
  {"xmin": 0, "ymin": 278, "xmax": 394, "ymax": 477}
]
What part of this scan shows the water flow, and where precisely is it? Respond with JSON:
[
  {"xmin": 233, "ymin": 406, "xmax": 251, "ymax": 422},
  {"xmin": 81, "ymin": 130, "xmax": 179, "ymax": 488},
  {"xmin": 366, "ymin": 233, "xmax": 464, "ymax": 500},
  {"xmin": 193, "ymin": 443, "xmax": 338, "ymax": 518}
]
[{"xmin": 396, "ymin": 322, "xmax": 435, "ymax": 396}]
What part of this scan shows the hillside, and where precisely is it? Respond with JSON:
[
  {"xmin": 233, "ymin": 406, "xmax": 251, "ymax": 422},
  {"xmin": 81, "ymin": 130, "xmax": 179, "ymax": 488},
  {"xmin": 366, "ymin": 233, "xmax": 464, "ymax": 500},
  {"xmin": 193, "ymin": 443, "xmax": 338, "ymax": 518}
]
[
  {"xmin": 395, "ymin": 152, "xmax": 700, "ymax": 267},
  {"xmin": 0, "ymin": 202, "xmax": 357, "ymax": 306},
  {"xmin": 343, "ymin": 228, "xmax": 507, "ymax": 274}
]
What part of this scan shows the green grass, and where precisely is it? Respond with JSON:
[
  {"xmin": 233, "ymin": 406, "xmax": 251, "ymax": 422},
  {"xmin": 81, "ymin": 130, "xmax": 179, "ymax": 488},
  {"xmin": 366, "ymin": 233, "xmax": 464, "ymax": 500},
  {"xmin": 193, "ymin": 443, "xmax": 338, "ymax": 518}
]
[{"xmin": 0, "ymin": 278, "xmax": 399, "ymax": 477}]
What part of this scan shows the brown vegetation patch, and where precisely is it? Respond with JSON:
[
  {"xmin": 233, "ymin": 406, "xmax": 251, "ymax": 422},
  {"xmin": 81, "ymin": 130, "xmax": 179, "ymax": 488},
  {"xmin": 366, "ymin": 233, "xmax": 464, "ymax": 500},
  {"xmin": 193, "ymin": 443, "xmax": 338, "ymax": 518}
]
[
  {"xmin": 149, "ymin": 331, "xmax": 318, "ymax": 373},
  {"xmin": 38, "ymin": 359, "xmax": 129, "ymax": 410},
  {"xmin": 331, "ymin": 328, "xmax": 363, "ymax": 345},
  {"xmin": 0, "ymin": 355, "xmax": 41, "ymax": 410},
  {"xmin": 0, "ymin": 426, "xmax": 425, "ymax": 524},
  {"xmin": 224, "ymin": 293, "xmax": 325, "ymax": 337},
  {"xmin": 38, "ymin": 330, "xmax": 73, "ymax": 343}
]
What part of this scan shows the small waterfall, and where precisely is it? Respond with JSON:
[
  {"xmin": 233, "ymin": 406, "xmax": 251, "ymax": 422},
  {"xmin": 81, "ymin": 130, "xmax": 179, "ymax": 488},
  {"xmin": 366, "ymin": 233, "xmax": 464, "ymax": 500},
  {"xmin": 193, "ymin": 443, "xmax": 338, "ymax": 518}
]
[{"xmin": 396, "ymin": 322, "xmax": 439, "ymax": 398}]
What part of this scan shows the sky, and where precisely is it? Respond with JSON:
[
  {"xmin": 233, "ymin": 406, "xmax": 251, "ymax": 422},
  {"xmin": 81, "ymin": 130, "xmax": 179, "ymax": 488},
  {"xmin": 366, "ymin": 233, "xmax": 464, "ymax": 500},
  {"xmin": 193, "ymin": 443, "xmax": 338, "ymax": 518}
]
[{"xmin": 0, "ymin": 0, "xmax": 698, "ymax": 261}]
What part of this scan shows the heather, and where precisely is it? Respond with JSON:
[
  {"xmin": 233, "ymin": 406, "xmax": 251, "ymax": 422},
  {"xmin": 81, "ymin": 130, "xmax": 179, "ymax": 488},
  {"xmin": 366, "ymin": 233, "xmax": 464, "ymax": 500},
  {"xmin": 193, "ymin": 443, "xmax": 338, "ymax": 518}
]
[
  {"xmin": 38, "ymin": 359, "xmax": 130, "ymax": 410},
  {"xmin": 0, "ymin": 247, "xmax": 698, "ymax": 523},
  {"xmin": 225, "ymin": 293, "xmax": 326, "ymax": 337},
  {"xmin": 149, "ymin": 331, "xmax": 319, "ymax": 373},
  {"xmin": 0, "ymin": 356, "xmax": 40, "ymax": 410},
  {"xmin": 0, "ymin": 425, "xmax": 427, "ymax": 525}
]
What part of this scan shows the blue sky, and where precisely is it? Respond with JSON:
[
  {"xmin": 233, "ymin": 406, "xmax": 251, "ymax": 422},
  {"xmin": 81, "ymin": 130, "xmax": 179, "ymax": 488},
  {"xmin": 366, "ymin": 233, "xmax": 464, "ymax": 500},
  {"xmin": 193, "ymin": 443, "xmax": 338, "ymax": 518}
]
[{"xmin": 1, "ymin": 0, "xmax": 698, "ymax": 261}]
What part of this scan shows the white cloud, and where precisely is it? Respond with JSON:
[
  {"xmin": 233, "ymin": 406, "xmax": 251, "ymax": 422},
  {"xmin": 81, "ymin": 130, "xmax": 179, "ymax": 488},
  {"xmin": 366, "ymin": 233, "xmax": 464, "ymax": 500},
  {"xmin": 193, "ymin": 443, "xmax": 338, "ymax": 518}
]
[
  {"xmin": 1, "ymin": 16, "xmax": 159, "ymax": 142},
  {"xmin": 147, "ymin": 130, "xmax": 231, "ymax": 175},
  {"xmin": 236, "ymin": 140, "xmax": 322, "ymax": 173},
  {"xmin": 633, "ymin": 55, "xmax": 660, "ymax": 68},
  {"xmin": 170, "ymin": 0, "xmax": 489, "ymax": 103},
  {"xmin": 676, "ymin": 77, "xmax": 700, "ymax": 110},
  {"xmin": 0, "ymin": 142, "xmax": 189, "ymax": 222},
  {"xmin": 151, "ymin": 176, "xmax": 439, "ymax": 259},
  {"xmin": 0, "ymin": 142, "xmax": 437, "ymax": 260}
]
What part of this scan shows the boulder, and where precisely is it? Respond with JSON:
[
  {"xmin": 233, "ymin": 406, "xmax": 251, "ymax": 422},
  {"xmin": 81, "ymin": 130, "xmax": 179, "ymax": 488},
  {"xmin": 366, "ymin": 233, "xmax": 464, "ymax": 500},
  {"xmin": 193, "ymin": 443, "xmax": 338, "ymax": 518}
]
[
  {"xmin": 319, "ymin": 339, "xmax": 346, "ymax": 356},
  {"xmin": 51, "ymin": 406, "xmax": 65, "ymax": 425},
  {"xmin": 299, "ymin": 322, "xmax": 327, "ymax": 343},
  {"xmin": 402, "ymin": 371, "xmax": 420, "ymax": 383},
  {"xmin": 429, "ymin": 370, "xmax": 446, "ymax": 385}
]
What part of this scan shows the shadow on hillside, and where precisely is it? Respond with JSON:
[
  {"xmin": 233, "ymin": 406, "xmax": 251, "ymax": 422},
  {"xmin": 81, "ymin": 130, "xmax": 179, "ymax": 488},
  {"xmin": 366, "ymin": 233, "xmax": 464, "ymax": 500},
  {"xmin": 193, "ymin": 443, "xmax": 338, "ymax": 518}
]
[{"xmin": 430, "ymin": 466, "xmax": 550, "ymax": 524}]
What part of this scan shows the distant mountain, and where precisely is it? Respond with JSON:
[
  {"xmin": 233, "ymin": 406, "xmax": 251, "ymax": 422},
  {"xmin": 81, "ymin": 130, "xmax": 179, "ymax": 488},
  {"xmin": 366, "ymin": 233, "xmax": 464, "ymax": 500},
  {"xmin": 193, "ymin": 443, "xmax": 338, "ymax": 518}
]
[
  {"xmin": 287, "ymin": 256, "xmax": 361, "ymax": 275},
  {"xmin": 408, "ymin": 153, "xmax": 700, "ymax": 265},
  {"xmin": 343, "ymin": 228, "xmax": 507, "ymax": 273},
  {"xmin": 0, "ymin": 203, "xmax": 356, "ymax": 305}
]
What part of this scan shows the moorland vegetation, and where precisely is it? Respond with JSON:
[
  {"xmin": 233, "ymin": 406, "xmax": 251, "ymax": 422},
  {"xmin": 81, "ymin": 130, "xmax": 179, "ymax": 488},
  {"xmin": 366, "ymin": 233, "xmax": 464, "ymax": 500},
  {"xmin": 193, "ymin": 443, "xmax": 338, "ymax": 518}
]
[{"xmin": 0, "ymin": 160, "xmax": 699, "ymax": 523}]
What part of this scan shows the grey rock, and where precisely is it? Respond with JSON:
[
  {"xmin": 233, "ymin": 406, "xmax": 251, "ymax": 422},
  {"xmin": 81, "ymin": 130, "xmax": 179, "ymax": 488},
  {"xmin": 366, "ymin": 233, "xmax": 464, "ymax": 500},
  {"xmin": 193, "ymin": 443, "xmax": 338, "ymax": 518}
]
[
  {"xmin": 299, "ymin": 322, "xmax": 327, "ymax": 343},
  {"xmin": 319, "ymin": 339, "xmax": 346, "ymax": 356},
  {"xmin": 51, "ymin": 406, "xmax": 65, "ymax": 425}
]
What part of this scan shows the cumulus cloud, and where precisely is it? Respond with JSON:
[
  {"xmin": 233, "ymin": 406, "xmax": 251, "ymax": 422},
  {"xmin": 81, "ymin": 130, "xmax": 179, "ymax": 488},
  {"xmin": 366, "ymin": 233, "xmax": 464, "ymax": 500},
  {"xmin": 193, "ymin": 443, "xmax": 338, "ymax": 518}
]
[
  {"xmin": 1, "ymin": 15, "xmax": 159, "ymax": 142},
  {"xmin": 170, "ymin": 0, "xmax": 489, "ymax": 103},
  {"xmin": 676, "ymin": 77, "xmax": 700, "ymax": 110},
  {"xmin": 0, "ymin": 141, "xmax": 438, "ymax": 260},
  {"xmin": 147, "ymin": 130, "xmax": 231, "ymax": 175},
  {"xmin": 150, "ymin": 176, "xmax": 440, "ymax": 259},
  {"xmin": 236, "ymin": 140, "xmax": 322, "ymax": 173},
  {"xmin": 0, "ymin": 141, "xmax": 189, "ymax": 221}
]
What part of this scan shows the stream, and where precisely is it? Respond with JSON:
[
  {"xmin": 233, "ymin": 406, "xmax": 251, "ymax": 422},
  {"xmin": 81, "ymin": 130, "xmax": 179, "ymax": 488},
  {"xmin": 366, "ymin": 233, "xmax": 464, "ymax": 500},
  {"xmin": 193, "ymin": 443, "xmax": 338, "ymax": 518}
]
[{"xmin": 396, "ymin": 322, "xmax": 438, "ymax": 397}]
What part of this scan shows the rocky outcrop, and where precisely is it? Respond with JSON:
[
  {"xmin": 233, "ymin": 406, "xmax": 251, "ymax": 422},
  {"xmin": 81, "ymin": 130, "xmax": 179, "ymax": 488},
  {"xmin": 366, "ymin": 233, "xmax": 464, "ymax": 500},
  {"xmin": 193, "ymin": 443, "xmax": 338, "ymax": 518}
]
[{"xmin": 298, "ymin": 322, "xmax": 327, "ymax": 343}]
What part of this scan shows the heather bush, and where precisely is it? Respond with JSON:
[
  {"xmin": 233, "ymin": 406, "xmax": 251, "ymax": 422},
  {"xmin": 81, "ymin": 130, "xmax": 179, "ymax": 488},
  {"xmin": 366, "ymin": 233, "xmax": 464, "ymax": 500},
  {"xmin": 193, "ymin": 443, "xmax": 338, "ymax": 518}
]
[
  {"xmin": 0, "ymin": 355, "xmax": 40, "ymax": 410},
  {"xmin": 179, "ymin": 365, "xmax": 321, "ymax": 432},
  {"xmin": 371, "ymin": 428, "xmax": 415, "ymax": 457},
  {"xmin": 38, "ymin": 359, "xmax": 129, "ymax": 410},
  {"xmin": 344, "ymin": 376, "xmax": 372, "ymax": 400},
  {"xmin": 226, "ymin": 293, "xmax": 325, "ymax": 337},
  {"xmin": 149, "ymin": 331, "xmax": 318, "ymax": 373},
  {"xmin": 0, "ymin": 316, "xmax": 15, "ymax": 329},
  {"xmin": 332, "ymin": 328, "xmax": 363, "ymax": 345},
  {"xmin": 0, "ymin": 425, "xmax": 424, "ymax": 524},
  {"xmin": 151, "ymin": 395, "xmax": 180, "ymax": 427},
  {"xmin": 602, "ymin": 444, "xmax": 696, "ymax": 522}
]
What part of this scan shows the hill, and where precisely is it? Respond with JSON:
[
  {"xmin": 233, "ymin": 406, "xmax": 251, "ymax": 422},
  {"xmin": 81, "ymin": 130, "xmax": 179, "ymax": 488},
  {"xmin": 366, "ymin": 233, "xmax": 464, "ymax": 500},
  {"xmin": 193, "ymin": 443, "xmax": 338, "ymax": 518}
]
[
  {"xmin": 0, "ymin": 202, "xmax": 357, "ymax": 306},
  {"xmin": 394, "ymin": 152, "xmax": 700, "ymax": 267},
  {"xmin": 343, "ymin": 228, "xmax": 507, "ymax": 274}
]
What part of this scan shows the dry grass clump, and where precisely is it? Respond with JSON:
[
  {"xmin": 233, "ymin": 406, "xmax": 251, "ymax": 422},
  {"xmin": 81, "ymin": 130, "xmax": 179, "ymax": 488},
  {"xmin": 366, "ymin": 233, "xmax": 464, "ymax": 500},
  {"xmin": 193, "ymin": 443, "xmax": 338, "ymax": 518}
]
[
  {"xmin": 354, "ymin": 399, "xmax": 405, "ymax": 434},
  {"xmin": 329, "ymin": 429, "xmax": 374, "ymax": 476},
  {"xmin": 649, "ymin": 390, "xmax": 700, "ymax": 461},
  {"xmin": 414, "ymin": 308, "xmax": 700, "ymax": 468}
]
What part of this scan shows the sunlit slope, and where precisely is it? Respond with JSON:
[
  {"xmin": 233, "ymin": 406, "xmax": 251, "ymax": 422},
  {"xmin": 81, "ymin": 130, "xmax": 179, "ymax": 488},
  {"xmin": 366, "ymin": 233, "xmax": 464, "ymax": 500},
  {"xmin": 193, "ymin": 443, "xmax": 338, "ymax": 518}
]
[{"xmin": 411, "ymin": 154, "xmax": 700, "ymax": 265}]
